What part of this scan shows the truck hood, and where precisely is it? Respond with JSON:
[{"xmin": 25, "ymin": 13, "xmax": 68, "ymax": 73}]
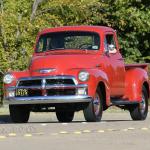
[{"xmin": 29, "ymin": 54, "xmax": 98, "ymax": 76}]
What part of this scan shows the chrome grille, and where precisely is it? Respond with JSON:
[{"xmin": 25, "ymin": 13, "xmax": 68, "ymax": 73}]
[{"xmin": 16, "ymin": 76, "xmax": 77, "ymax": 97}]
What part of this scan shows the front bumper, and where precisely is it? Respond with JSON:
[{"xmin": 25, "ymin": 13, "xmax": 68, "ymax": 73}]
[
  {"xmin": 5, "ymin": 75, "xmax": 92, "ymax": 105},
  {"xmin": 5, "ymin": 95, "xmax": 92, "ymax": 105}
]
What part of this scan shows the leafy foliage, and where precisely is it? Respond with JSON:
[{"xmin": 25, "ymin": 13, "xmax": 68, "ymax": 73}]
[{"xmin": 0, "ymin": 0, "xmax": 150, "ymax": 74}]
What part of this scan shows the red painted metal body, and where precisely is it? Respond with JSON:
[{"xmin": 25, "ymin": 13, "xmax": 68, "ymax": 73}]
[{"xmin": 4, "ymin": 26, "xmax": 150, "ymax": 107}]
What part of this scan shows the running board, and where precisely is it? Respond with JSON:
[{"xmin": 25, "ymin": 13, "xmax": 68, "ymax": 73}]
[{"xmin": 111, "ymin": 99, "xmax": 139, "ymax": 106}]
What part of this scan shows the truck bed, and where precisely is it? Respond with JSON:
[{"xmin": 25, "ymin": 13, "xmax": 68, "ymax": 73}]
[{"xmin": 125, "ymin": 63, "xmax": 149, "ymax": 71}]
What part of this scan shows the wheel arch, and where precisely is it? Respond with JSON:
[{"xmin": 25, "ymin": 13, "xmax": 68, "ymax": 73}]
[
  {"xmin": 143, "ymin": 81, "xmax": 149, "ymax": 99},
  {"xmin": 125, "ymin": 68, "xmax": 149, "ymax": 102},
  {"xmin": 97, "ymin": 81, "xmax": 108, "ymax": 111}
]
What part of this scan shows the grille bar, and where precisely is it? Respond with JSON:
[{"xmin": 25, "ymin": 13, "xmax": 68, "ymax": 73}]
[
  {"xmin": 17, "ymin": 76, "xmax": 77, "ymax": 87},
  {"xmin": 16, "ymin": 84, "xmax": 87, "ymax": 90}
]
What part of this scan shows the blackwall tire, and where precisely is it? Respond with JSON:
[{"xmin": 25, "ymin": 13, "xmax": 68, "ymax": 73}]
[
  {"xmin": 129, "ymin": 87, "xmax": 148, "ymax": 121},
  {"xmin": 9, "ymin": 105, "xmax": 30, "ymax": 123},
  {"xmin": 83, "ymin": 88, "xmax": 103, "ymax": 122}
]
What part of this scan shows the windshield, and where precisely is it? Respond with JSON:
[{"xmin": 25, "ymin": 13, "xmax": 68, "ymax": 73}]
[{"xmin": 36, "ymin": 31, "xmax": 100, "ymax": 53}]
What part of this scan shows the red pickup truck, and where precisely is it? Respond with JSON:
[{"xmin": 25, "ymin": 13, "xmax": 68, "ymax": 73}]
[{"xmin": 3, "ymin": 26, "xmax": 150, "ymax": 123}]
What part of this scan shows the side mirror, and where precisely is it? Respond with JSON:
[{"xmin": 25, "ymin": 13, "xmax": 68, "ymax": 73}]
[{"xmin": 108, "ymin": 44, "xmax": 117, "ymax": 54}]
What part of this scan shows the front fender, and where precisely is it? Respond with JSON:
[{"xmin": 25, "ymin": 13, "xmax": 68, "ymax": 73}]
[
  {"xmin": 87, "ymin": 69, "xmax": 111, "ymax": 106},
  {"xmin": 124, "ymin": 68, "xmax": 149, "ymax": 102}
]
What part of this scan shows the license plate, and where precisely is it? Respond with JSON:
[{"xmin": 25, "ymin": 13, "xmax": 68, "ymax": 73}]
[{"xmin": 15, "ymin": 89, "xmax": 28, "ymax": 96}]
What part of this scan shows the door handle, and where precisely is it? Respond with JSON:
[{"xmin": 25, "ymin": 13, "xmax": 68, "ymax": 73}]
[{"xmin": 96, "ymin": 64, "xmax": 101, "ymax": 68}]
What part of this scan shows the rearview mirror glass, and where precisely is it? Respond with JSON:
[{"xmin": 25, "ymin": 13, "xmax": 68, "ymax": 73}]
[{"xmin": 108, "ymin": 44, "xmax": 117, "ymax": 54}]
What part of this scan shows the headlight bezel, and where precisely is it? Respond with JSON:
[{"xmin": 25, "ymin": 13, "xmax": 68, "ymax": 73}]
[
  {"xmin": 3, "ymin": 74, "xmax": 15, "ymax": 84},
  {"xmin": 78, "ymin": 71, "xmax": 90, "ymax": 82}
]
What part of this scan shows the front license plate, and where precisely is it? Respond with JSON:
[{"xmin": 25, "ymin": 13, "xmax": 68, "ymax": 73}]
[{"xmin": 15, "ymin": 89, "xmax": 28, "ymax": 96}]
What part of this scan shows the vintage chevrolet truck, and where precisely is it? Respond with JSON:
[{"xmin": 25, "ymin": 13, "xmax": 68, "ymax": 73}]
[{"xmin": 3, "ymin": 26, "xmax": 150, "ymax": 123}]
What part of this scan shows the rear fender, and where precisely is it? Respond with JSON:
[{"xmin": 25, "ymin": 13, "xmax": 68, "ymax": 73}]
[{"xmin": 124, "ymin": 68, "xmax": 149, "ymax": 102}]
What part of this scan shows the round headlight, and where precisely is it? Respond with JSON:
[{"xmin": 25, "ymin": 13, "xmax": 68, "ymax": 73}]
[
  {"xmin": 3, "ymin": 74, "xmax": 14, "ymax": 84},
  {"xmin": 78, "ymin": 71, "xmax": 89, "ymax": 82}
]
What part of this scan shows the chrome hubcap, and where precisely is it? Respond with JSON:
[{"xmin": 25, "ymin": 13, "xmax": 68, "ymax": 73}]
[
  {"xmin": 140, "ymin": 95, "xmax": 146, "ymax": 114},
  {"xmin": 93, "ymin": 93, "xmax": 100, "ymax": 116}
]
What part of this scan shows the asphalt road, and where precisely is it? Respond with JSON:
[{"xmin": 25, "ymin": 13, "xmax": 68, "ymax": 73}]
[{"xmin": 0, "ymin": 108, "xmax": 150, "ymax": 150}]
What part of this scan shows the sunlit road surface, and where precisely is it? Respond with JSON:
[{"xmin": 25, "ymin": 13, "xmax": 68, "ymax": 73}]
[{"xmin": 0, "ymin": 108, "xmax": 150, "ymax": 150}]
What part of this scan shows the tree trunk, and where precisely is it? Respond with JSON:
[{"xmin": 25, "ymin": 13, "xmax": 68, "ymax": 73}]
[{"xmin": 30, "ymin": 0, "xmax": 44, "ymax": 21}]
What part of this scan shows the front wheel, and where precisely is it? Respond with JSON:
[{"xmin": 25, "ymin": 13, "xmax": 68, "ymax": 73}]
[
  {"xmin": 129, "ymin": 87, "xmax": 148, "ymax": 121},
  {"xmin": 83, "ymin": 88, "xmax": 103, "ymax": 122},
  {"xmin": 9, "ymin": 105, "xmax": 30, "ymax": 123}
]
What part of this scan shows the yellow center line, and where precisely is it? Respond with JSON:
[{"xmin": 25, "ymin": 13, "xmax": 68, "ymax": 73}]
[
  {"xmin": 24, "ymin": 134, "xmax": 32, "ymax": 137},
  {"xmin": 82, "ymin": 130, "xmax": 91, "ymax": 133},
  {"xmin": 97, "ymin": 130, "xmax": 105, "ymax": 133},
  {"xmin": 51, "ymin": 133, "xmax": 59, "ymax": 136},
  {"xmin": 8, "ymin": 133, "xmax": 16, "ymax": 137},
  {"xmin": 128, "ymin": 127, "xmax": 135, "ymax": 130},
  {"xmin": 59, "ymin": 131, "xmax": 68, "ymax": 134},
  {"xmin": 141, "ymin": 127, "xmax": 149, "ymax": 130},
  {"xmin": 73, "ymin": 131, "xmax": 82, "ymax": 134},
  {"xmin": 34, "ymin": 132, "xmax": 44, "ymax": 135},
  {"xmin": 0, "ymin": 135, "xmax": 6, "ymax": 139}
]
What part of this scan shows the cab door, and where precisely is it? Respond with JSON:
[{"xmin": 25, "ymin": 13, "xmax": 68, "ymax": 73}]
[{"xmin": 103, "ymin": 32, "xmax": 125, "ymax": 97}]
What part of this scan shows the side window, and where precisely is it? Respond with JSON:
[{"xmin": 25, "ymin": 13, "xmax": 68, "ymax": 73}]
[{"xmin": 104, "ymin": 34, "xmax": 117, "ymax": 52}]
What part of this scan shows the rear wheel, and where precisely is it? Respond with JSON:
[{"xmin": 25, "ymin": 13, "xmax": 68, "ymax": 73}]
[
  {"xmin": 9, "ymin": 105, "xmax": 30, "ymax": 123},
  {"xmin": 56, "ymin": 111, "xmax": 74, "ymax": 122},
  {"xmin": 129, "ymin": 87, "xmax": 148, "ymax": 120},
  {"xmin": 83, "ymin": 88, "xmax": 103, "ymax": 122}
]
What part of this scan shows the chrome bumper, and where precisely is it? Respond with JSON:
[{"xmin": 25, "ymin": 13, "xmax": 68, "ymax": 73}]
[
  {"xmin": 5, "ymin": 76, "xmax": 92, "ymax": 105},
  {"xmin": 5, "ymin": 95, "xmax": 92, "ymax": 105}
]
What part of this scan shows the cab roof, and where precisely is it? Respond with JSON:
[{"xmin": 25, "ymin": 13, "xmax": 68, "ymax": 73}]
[{"xmin": 39, "ymin": 25, "xmax": 115, "ymax": 35}]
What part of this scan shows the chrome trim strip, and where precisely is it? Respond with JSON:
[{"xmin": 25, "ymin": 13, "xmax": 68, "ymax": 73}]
[
  {"xmin": 45, "ymin": 84, "xmax": 87, "ymax": 89},
  {"xmin": 7, "ymin": 84, "xmax": 87, "ymax": 90},
  {"xmin": 17, "ymin": 75, "xmax": 78, "ymax": 86},
  {"xmin": 6, "ymin": 95, "xmax": 92, "ymax": 105}
]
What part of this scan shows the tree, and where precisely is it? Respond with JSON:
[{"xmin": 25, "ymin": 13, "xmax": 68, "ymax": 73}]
[{"xmin": 0, "ymin": 0, "xmax": 149, "ymax": 74}]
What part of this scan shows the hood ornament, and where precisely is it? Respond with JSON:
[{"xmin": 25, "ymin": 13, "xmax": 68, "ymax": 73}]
[{"xmin": 36, "ymin": 68, "xmax": 56, "ymax": 74}]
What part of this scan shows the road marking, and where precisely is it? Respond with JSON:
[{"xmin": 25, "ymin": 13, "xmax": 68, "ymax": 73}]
[
  {"xmin": 62, "ymin": 123, "xmax": 68, "ymax": 126},
  {"xmin": 141, "ymin": 127, "xmax": 149, "ymax": 131},
  {"xmin": 34, "ymin": 132, "xmax": 44, "ymax": 135},
  {"xmin": 62, "ymin": 123, "xmax": 68, "ymax": 125},
  {"xmin": 41, "ymin": 123, "xmax": 47, "ymax": 126},
  {"xmin": 24, "ymin": 134, "xmax": 32, "ymax": 137},
  {"xmin": 82, "ymin": 130, "xmax": 91, "ymax": 133},
  {"xmin": 0, "ymin": 136, "xmax": 6, "ymax": 139},
  {"xmin": 107, "ymin": 129, "xmax": 117, "ymax": 131},
  {"xmin": 8, "ymin": 133, "xmax": 16, "ymax": 137},
  {"xmin": 128, "ymin": 127, "xmax": 135, "ymax": 130},
  {"xmin": 73, "ymin": 131, "xmax": 82, "ymax": 134},
  {"xmin": 60, "ymin": 131, "xmax": 68, "ymax": 134},
  {"xmin": 0, "ymin": 126, "xmax": 150, "ymax": 138},
  {"xmin": 97, "ymin": 130, "xmax": 105, "ymax": 133},
  {"xmin": 81, "ymin": 122, "xmax": 88, "ymax": 124}
]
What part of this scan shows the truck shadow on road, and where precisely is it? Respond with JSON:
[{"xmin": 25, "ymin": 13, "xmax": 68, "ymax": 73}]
[
  {"xmin": 0, "ymin": 115, "xmax": 132, "ymax": 124},
  {"xmin": 0, "ymin": 115, "xmax": 11, "ymax": 123}
]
